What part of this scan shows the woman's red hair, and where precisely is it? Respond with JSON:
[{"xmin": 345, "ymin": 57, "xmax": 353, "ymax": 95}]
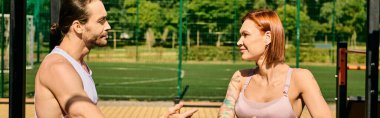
[{"xmin": 242, "ymin": 10, "xmax": 285, "ymax": 66}]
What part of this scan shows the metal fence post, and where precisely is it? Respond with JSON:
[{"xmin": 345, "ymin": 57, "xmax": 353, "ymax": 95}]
[
  {"xmin": 365, "ymin": 0, "xmax": 379, "ymax": 117},
  {"xmin": 336, "ymin": 42, "xmax": 347, "ymax": 118},
  {"xmin": 9, "ymin": 0, "xmax": 26, "ymax": 117},
  {"xmin": 295, "ymin": 0, "xmax": 300, "ymax": 68},
  {"xmin": 177, "ymin": 0, "xmax": 184, "ymax": 99}
]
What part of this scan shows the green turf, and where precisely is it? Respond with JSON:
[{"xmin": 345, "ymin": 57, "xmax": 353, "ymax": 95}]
[{"xmin": 1, "ymin": 62, "xmax": 375, "ymax": 101}]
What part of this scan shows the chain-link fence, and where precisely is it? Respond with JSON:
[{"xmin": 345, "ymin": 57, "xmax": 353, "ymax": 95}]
[
  {"xmin": 0, "ymin": 0, "xmax": 364, "ymax": 64},
  {"xmin": 0, "ymin": 0, "xmax": 369, "ymax": 100}
]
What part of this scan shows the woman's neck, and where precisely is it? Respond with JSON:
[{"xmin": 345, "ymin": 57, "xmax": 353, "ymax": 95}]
[{"xmin": 256, "ymin": 59, "xmax": 288, "ymax": 83}]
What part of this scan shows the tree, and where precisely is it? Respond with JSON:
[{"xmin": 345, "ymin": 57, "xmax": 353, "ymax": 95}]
[
  {"xmin": 186, "ymin": 0, "xmax": 248, "ymax": 45},
  {"xmin": 119, "ymin": 0, "xmax": 179, "ymax": 45},
  {"xmin": 276, "ymin": 4, "xmax": 320, "ymax": 44},
  {"xmin": 320, "ymin": 0, "xmax": 366, "ymax": 43}
]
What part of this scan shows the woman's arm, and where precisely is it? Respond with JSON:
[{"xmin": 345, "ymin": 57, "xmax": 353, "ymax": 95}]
[
  {"xmin": 295, "ymin": 69, "xmax": 333, "ymax": 118},
  {"xmin": 218, "ymin": 71, "xmax": 244, "ymax": 118},
  {"xmin": 160, "ymin": 103, "xmax": 198, "ymax": 118}
]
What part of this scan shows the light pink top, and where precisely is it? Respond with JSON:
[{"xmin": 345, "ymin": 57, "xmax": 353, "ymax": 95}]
[{"xmin": 235, "ymin": 68, "xmax": 297, "ymax": 118}]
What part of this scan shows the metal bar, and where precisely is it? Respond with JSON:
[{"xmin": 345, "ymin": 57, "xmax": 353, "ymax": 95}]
[
  {"xmin": 34, "ymin": 0, "xmax": 40, "ymax": 63},
  {"xmin": 283, "ymin": 0, "xmax": 286, "ymax": 43},
  {"xmin": 347, "ymin": 49, "xmax": 366, "ymax": 54},
  {"xmin": 0, "ymin": 0, "xmax": 5, "ymax": 98},
  {"xmin": 9, "ymin": 0, "xmax": 26, "ymax": 117},
  {"xmin": 347, "ymin": 65, "xmax": 380, "ymax": 70},
  {"xmin": 177, "ymin": 0, "xmax": 184, "ymax": 99},
  {"xmin": 113, "ymin": 31, "xmax": 116, "ymax": 49},
  {"xmin": 179, "ymin": 85, "xmax": 189, "ymax": 99},
  {"xmin": 334, "ymin": 1, "xmax": 342, "ymax": 117},
  {"xmin": 331, "ymin": 0, "xmax": 336, "ymax": 64},
  {"xmin": 295, "ymin": 0, "xmax": 300, "ymax": 68},
  {"xmin": 347, "ymin": 65, "xmax": 366, "ymax": 70},
  {"xmin": 233, "ymin": 0, "xmax": 237, "ymax": 63},
  {"xmin": 365, "ymin": 0, "xmax": 379, "ymax": 117},
  {"xmin": 135, "ymin": 0, "xmax": 139, "ymax": 62},
  {"xmin": 184, "ymin": 0, "xmax": 188, "ymax": 61},
  {"xmin": 332, "ymin": 0, "xmax": 336, "ymax": 47},
  {"xmin": 337, "ymin": 42, "xmax": 347, "ymax": 118}
]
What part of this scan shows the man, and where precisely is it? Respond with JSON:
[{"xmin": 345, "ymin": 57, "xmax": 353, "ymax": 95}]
[{"xmin": 34, "ymin": 0, "xmax": 197, "ymax": 117}]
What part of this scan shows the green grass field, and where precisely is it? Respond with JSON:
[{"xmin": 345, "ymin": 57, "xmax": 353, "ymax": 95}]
[{"xmin": 2, "ymin": 62, "xmax": 374, "ymax": 102}]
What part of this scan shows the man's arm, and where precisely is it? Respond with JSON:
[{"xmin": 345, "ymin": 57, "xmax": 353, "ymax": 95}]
[
  {"xmin": 218, "ymin": 71, "xmax": 243, "ymax": 118},
  {"xmin": 39, "ymin": 62, "xmax": 103, "ymax": 118}
]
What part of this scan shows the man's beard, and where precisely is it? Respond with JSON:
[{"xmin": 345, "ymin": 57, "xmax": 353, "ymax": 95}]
[{"xmin": 95, "ymin": 39, "xmax": 108, "ymax": 47}]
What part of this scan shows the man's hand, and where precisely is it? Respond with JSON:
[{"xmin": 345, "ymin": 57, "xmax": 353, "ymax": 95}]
[{"xmin": 161, "ymin": 103, "xmax": 198, "ymax": 118}]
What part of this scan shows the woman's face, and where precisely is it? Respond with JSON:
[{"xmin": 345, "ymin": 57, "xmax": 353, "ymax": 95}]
[{"xmin": 237, "ymin": 19, "xmax": 268, "ymax": 61}]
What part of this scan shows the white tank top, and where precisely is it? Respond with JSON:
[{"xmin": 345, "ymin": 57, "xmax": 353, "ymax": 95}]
[{"xmin": 50, "ymin": 47, "xmax": 98, "ymax": 103}]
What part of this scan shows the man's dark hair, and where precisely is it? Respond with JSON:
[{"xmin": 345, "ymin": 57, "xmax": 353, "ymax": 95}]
[{"xmin": 51, "ymin": 0, "xmax": 98, "ymax": 37}]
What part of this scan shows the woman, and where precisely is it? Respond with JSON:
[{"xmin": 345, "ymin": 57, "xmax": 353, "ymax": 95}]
[{"xmin": 218, "ymin": 10, "xmax": 332, "ymax": 118}]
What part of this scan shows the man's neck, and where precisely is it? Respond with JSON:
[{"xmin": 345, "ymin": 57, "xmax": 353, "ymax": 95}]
[{"xmin": 59, "ymin": 34, "xmax": 90, "ymax": 63}]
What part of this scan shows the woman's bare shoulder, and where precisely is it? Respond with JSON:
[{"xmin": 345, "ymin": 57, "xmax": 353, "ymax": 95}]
[
  {"xmin": 292, "ymin": 68, "xmax": 314, "ymax": 79},
  {"xmin": 291, "ymin": 68, "xmax": 319, "ymax": 91},
  {"xmin": 230, "ymin": 68, "xmax": 255, "ymax": 84},
  {"xmin": 233, "ymin": 68, "xmax": 255, "ymax": 77}
]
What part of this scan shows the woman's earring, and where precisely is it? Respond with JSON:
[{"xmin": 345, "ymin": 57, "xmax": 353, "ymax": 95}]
[
  {"xmin": 265, "ymin": 38, "xmax": 270, "ymax": 44},
  {"xmin": 265, "ymin": 39, "xmax": 270, "ymax": 48}
]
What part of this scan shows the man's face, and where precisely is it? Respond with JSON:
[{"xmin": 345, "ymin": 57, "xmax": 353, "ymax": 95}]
[{"xmin": 82, "ymin": 0, "xmax": 111, "ymax": 48}]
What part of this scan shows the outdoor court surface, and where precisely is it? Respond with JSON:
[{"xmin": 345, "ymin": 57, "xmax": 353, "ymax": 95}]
[{"xmin": 0, "ymin": 99, "xmax": 335, "ymax": 118}]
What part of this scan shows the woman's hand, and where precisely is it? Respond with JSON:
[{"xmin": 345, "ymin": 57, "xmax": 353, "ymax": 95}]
[{"xmin": 161, "ymin": 103, "xmax": 198, "ymax": 118}]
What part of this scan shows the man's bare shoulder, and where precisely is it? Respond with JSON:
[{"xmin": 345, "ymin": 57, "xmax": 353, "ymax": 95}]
[
  {"xmin": 39, "ymin": 54, "xmax": 71, "ymax": 75},
  {"xmin": 35, "ymin": 54, "xmax": 98, "ymax": 117},
  {"xmin": 37, "ymin": 54, "xmax": 79, "ymax": 87},
  {"xmin": 39, "ymin": 54, "xmax": 70, "ymax": 68}
]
